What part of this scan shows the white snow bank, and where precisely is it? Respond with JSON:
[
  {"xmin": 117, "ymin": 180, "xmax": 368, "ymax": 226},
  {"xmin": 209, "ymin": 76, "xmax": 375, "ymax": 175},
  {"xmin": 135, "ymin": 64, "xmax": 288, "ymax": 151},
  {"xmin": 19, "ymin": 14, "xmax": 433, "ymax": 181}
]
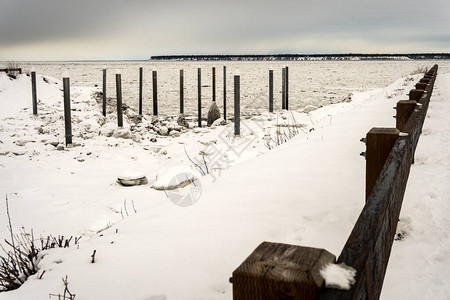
[
  {"xmin": 320, "ymin": 263, "xmax": 356, "ymax": 290},
  {"xmin": 152, "ymin": 165, "xmax": 201, "ymax": 190}
]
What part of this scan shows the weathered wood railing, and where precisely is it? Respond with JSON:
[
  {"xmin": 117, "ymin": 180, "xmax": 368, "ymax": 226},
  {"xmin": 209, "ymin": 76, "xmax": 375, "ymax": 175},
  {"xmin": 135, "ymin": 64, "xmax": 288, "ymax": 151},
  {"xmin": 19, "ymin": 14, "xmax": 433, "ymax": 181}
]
[{"xmin": 231, "ymin": 65, "xmax": 439, "ymax": 300}]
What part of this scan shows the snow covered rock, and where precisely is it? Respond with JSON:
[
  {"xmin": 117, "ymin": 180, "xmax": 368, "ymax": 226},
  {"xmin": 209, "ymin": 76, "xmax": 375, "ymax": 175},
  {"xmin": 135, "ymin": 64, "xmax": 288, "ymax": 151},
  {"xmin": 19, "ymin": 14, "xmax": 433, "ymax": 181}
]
[
  {"xmin": 207, "ymin": 102, "xmax": 221, "ymax": 127},
  {"xmin": 158, "ymin": 126, "xmax": 169, "ymax": 136},
  {"xmin": 152, "ymin": 165, "xmax": 201, "ymax": 190},
  {"xmin": 211, "ymin": 117, "xmax": 227, "ymax": 127},
  {"xmin": 303, "ymin": 105, "xmax": 318, "ymax": 113},
  {"xmin": 113, "ymin": 128, "xmax": 132, "ymax": 139},
  {"xmin": 117, "ymin": 171, "xmax": 148, "ymax": 186}
]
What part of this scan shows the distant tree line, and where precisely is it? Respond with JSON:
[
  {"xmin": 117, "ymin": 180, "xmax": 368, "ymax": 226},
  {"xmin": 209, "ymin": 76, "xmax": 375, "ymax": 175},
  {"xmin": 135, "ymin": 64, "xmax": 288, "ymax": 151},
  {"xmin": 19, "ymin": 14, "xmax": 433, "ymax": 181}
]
[{"xmin": 150, "ymin": 53, "xmax": 450, "ymax": 61}]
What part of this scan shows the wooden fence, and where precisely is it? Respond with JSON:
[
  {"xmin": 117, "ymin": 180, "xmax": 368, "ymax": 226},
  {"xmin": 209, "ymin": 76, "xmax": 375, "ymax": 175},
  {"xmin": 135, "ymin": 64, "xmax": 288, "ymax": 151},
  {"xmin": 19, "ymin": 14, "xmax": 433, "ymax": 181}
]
[{"xmin": 231, "ymin": 65, "xmax": 439, "ymax": 300}]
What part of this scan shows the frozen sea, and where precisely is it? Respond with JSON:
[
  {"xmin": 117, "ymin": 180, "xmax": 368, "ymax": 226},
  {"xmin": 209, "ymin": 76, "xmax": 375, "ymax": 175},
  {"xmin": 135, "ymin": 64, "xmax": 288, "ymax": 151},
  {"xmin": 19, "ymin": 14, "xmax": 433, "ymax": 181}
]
[{"xmin": 9, "ymin": 59, "xmax": 450, "ymax": 118}]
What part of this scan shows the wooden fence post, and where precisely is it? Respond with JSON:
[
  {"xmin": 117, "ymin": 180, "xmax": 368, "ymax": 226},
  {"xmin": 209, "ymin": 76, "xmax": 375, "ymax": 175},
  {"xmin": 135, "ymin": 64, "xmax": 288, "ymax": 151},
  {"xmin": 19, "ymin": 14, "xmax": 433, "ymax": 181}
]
[
  {"xmin": 232, "ymin": 242, "xmax": 336, "ymax": 300},
  {"xmin": 31, "ymin": 70, "xmax": 37, "ymax": 115},
  {"xmin": 198, "ymin": 68, "xmax": 202, "ymax": 127},
  {"xmin": 180, "ymin": 69, "xmax": 184, "ymax": 114},
  {"xmin": 102, "ymin": 69, "xmax": 107, "ymax": 116},
  {"xmin": 269, "ymin": 69, "xmax": 274, "ymax": 113},
  {"xmin": 415, "ymin": 82, "xmax": 428, "ymax": 90},
  {"xmin": 234, "ymin": 73, "xmax": 240, "ymax": 136},
  {"xmin": 63, "ymin": 74, "xmax": 72, "ymax": 145},
  {"xmin": 365, "ymin": 128, "xmax": 400, "ymax": 201},
  {"xmin": 223, "ymin": 66, "xmax": 227, "ymax": 120},
  {"xmin": 396, "ymin": 100, "xmax": 417, "ymax": 131},
  {"xmin": 409, "ymin": 89, "xmax": 425, "ymax": 101},
  {"xmin": 139, "ymin": 67, "xmax": 143, "ymax": 115},
  {"xmin": 116, "ymin": 71, "xmax": 123, "ymax": 127},
  {"xmin": 152, "ymin": 70, "xmax": 158, "ymax": 116}
]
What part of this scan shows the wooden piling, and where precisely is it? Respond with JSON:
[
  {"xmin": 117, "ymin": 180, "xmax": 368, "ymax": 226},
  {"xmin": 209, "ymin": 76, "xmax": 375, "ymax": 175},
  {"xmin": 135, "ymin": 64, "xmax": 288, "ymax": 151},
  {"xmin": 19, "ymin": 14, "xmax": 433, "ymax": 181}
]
[
  {"xmin": 102, "ymin": 69, "xmax": 106, "ymax": 116},
  {"xmin": 234, "ymin": 74, "xmax": 240, "ymax": 136},
  {"xmin": 139, "ymin": 67, "xmax": 143, "ymax": 115},
  {"xmin": 285, "ymin": 66, "xmax": 289, "ymax": 110},
  {"xmin": 198, "ymin": 68, "xmax": 202, "ymax": 127},
  {"xmin": 180, "ymin": 69, "xmax": 184, "ymax": 114},
  {"xmin": 269, "ymin": 70, "xmax": 274, "ymax": 113},
  {"xmin": 116, "ymin": 72, "xmax": 123, "ymax": 127},
  {"xmin": 152, "ymin": 70, "xmax": 158, "ymax": 116},
  {"xmin": 63, "ymin": 76, "xmax": 72, "ymax": 145},
  {"xmin": 212, "ymin": 67, "xmax": 216, "ymax": 102},
  {"xmin": 282, "ymin": 68, "xmax": 286, "ymax": 109},
  {"xmin": 223, "ymin": 66, "xmax": 227, "ymax": 120},
  {"xmin": 31, "ymin": 71, "xmax": 37, "ymax": 115}
]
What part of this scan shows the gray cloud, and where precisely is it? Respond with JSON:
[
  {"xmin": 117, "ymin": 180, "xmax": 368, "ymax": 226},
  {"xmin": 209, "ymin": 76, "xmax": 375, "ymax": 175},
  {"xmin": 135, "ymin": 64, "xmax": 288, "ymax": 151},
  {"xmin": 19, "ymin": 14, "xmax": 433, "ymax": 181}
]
[{"xmin": 0, "ymin": 0, "xmax": 449, "ymax": 60}]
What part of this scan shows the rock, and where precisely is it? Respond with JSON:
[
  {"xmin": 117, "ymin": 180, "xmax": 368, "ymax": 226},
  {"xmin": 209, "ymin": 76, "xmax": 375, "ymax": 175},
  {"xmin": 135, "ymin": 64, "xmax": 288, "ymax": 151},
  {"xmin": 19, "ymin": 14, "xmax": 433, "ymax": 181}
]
[
  {"xmin": 118, "ymin": 171, "xmax": 148, "ymax": 187},
  {"xmin": 207, "ymin": 102, "xmax": 221, "ymax": 127},
  {"xmin": 160, "ymin": 149, "xmax": 168, "ymax": 155},
  {"xmin": 113, "ymin": 128, "xmax": 132, "ymax": 139},
  {"xmin": 56, "ymin": 144, "xmax": 65, "ymax": 151},
  {"xmin": 150, "ymin": 137, "xmax": 157, "ymax": 143},
  {"xmin": 158, "ymin": 126, "xmax": 169, "ymax": 136},
  {"xmin": 177, "ymin": 114, "xmax": 190, "ymax": 128},
  {"xmin": 15, "ymin": 140, "xmax": 34, "ymax": 147},
  {"xmin": 211, "ymin": 117, "xmax": 227, "ymax": 127}
]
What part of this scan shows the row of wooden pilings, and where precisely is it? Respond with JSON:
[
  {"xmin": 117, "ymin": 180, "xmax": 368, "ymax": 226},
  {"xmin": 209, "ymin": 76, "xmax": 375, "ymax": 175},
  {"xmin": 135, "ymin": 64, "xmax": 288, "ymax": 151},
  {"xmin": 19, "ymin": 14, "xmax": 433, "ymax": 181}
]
[
  {"xmin": 29, "ymin": 66, "xmax": 291, "ymax": 146},
  {"xmin": 230, "ymin": 65, "xmax": 439, "ymax": 300}
]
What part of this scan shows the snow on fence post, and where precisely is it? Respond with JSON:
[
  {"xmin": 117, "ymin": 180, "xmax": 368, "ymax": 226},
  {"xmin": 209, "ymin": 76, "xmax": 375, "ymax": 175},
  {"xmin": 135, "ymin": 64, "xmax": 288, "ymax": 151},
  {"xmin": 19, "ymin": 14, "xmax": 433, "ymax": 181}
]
[
  {"xmin": 223, "ymin": 66, "xmax": 227, "ymax": 120},
  {"xmin": 31, "ymin": 70, "xmax": 37, "ymax": 115},
  {"xmin": 152, "ymin": 70, "xmax": 158, "ymax": 116},
  {"xmin": 102, "ymin": 69, "xmax": 107, "ymax": 116},
  {"xmin": 139, "ymin": 67, "xmax": 143, "ymax": 115},
  {"xmin": 234, "ymin": 71, "xmax": 240, "ymax": 136},
  {"xmin": 63, "ymin": 73, "xmax": 72, "ymax": 145},
  {"xmin": 269, "ymin": 69, "xmax": 274, "ymax": 113},
  {"xmin": 180, "ymin": 69, "xmax": 184, "ymax": 114},
  {"xmin": 115, "ymin": 70, "xmax": 123, "ymax": 127},
  {"xmin": 285, "ymin": 66, "xmax": 289, "ymax": 110},
  {"xmin": 212, "ymin": 67, "xmax": 216, "ymax": 102},
  {"xmin": 365, "ymin": 128, "xmax": 400, "ymax": 202},
  {"xmin": 282, "ymin": 67, "xmax": 286, "ymax": 109},
  {"xmin": 197, "ymin": 68, "xmax": 202, "ymax": 127}
]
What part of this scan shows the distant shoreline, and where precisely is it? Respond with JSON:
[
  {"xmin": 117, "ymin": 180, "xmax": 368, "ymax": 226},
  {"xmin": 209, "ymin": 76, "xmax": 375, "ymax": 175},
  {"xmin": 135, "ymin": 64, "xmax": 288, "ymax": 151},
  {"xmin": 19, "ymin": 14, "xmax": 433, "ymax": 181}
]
[{"xmin": 150, "ymin": 53, "xmax": 450, "ymax": 61}]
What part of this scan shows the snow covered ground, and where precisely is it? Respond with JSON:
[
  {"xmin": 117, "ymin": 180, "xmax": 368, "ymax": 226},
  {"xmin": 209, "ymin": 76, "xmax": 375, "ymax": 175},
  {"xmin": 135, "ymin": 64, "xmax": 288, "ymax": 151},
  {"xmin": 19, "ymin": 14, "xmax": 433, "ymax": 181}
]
[{"xmin": 0, "ymin": 69, "xmax": 448, "ymax": 299}]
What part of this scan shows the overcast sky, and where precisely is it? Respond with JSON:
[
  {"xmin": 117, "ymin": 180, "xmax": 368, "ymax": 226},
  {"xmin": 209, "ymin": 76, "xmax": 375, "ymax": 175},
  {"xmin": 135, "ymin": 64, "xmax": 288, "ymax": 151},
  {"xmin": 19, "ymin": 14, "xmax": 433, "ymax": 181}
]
[{"xmin": 0, "ymin": 0, "xmax": 449, "ymax": 61}]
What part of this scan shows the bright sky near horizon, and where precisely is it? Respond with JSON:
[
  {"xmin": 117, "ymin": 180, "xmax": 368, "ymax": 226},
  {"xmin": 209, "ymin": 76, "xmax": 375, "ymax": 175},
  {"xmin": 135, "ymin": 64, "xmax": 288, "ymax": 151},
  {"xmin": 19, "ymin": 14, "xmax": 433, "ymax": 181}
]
[{"xmin": 0, "ymin": 0, "xmax": 449, "ymax": 61}]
